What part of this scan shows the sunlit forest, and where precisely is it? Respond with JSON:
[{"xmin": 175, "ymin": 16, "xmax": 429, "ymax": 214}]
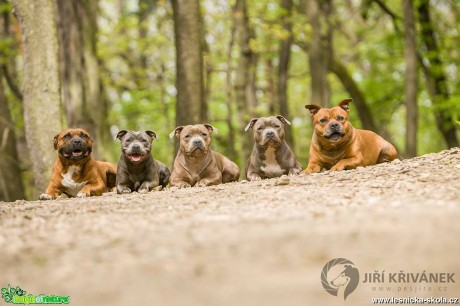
[{"xmin": 0, "ymin": 0, "xmax": 459, "ymax": 201}]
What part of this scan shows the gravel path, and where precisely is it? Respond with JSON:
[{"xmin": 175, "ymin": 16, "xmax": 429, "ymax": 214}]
[{"xmin": 1, "ymin": 148, "xmax": 459, "ymax": 305}]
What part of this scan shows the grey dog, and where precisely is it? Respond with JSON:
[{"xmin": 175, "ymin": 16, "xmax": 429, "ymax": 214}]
[{"xmin": 115, "ymin": 130, "xmax": 170, "ymax": 193}]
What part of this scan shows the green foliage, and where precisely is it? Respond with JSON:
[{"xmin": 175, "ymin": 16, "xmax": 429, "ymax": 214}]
[{"xmin": 6, "ymin": 0, "xmax": 458, "ymax": 182}]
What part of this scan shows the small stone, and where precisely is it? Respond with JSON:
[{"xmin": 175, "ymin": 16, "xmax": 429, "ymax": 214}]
[
  {"xmin": 418, "ymin": 174, "xmax": 431, "ymax": 182},
  {"xmin": 274, "ymin": 175, "xmax": 290, "ymax": 186}
]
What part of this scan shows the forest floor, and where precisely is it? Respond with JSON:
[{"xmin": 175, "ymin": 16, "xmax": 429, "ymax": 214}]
[{"xmin": 1, "ymin": 148, "xmax": 460, "ymax": 306}]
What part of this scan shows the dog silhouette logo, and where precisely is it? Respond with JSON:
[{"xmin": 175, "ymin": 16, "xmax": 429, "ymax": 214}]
[{"xmin": 321, "ymin": 258, "xmax": 359, "ymax": 300}]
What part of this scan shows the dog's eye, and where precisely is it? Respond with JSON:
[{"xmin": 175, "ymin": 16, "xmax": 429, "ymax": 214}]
[
  {"xmin": 257, "ymin": 127, "xmax": 263, "ymax": 131},
  {"xmin": 320, "ymin": 118, "xmax": 328, "ymax": 123},
  {"xmin": 274, "ymin": 125, "xmax": 281, "ymax": 128},
  {"xmin": 201, "ymin": 133, "xmax": 207, "ymax": 137},
  {"xmin": 63, "ymin": 134, "xmax": 71, "ymax": 139},
  {"xmin": 184, "ymin": 135, "xmax": 190, "ymax": 139},
  {"xmin": 80, "ymin": 133, "xmax": 88, "ymax": 138},
  {"xmin": 337, "ymin": 116, "xmax": 345, "ymax": 121}
]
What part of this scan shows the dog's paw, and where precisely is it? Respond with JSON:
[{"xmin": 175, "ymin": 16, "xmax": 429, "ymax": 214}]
[
  {"xmin": 248, "ymin": 175, "xmax": 262, "ymax": 181},
  {"xmin": 196, "ymin": 181, "xmax": 209, "ymax": 187},
  {"xmin": 138, "ymin": 188, "xmax": 149, "ymax": 194},
  {"xmin": 119, "ymin": 188, "xmax": 132, "ymax": 194},
  {"xmin": 76, "ymin": 192, "xmax": 89, "ymax": 198},
  {"xmin": 330, "ymin": 164, "xmax": 345, "ymax": 171},
  {"xmin": 38, "ymin": 193, "xmax": 53, "ymax": 201},
  {"xmin": 176, "ymin": 182, "xmax": 191, "ymax": 189},
  {"xmin": 288, "ymin": 168, "xmax": 301, "ymax": 176}
]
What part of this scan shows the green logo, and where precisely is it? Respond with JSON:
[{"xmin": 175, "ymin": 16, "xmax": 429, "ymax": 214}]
[{"xmin": 1, "ymin": 284, "xmax": 69, "ymax": 304}]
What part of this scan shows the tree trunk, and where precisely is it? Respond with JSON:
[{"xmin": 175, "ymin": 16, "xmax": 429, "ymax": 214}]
[
  {"xmin": 137, "ymin": 0, "xmax": 155, "ymax": 70},
  {"xmin": 234, "ymin": 0, "xmax": 258, "ymax": 165},
  {"xmin": 56, "ymin": 0, "xmax": 112, "ymax": 160},
  {"xmin": 417, "ymin": 0, "xmax": 459, "ymax": 148},
  {"xmin": 306, "ymin": 0, "xmax": 331, "ymax": 107},
  {"xmin": 265, "ymin": 58, "xmax": 276, "ymax": 114},
  {"xmin": 225, "ymin": 19, "xmax": 236, "ymax": 162},
  {"xmin": 278, "ymin": 0, "xmax": 294, "ymax": 147},
  {"xmin": 403, "ymin": 0, "xmax": 418, "ymax": 157},
  {"xmin": 12, "ymin": 0, "xmax": 63, "ymax": 195},
  {"xmin": 0, "ymin": 71, "xmax": 25, "ymax": 201},
  {"xmin": 330, "ymin": 58, "xmax": 378, "ymax": 132},
  {"xmin": 0, "ymin": 1, "xmax": 24, "ymax": 201},
  {"xmin": 330, "ymin": 58, "xmax": 399, "ymax": 151},
  {"xmin": 172, "ymin": 0, "xmax": 206, "ymax": 126}
]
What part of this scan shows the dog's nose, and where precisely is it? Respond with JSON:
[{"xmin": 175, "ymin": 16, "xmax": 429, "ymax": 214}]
[
  {"xmin": 266, "ymin": 131, "xmax": 275, "ymax": 138},
  {"xmin": 71, "ymin": 139, "xmax": 82, "ymax": 145},
  {"xmin": 193, "ymin": 139, "xmax": 203, "ymax": 147},
  {"xmin": 330, "ymin": 122, "xmax": 340, "ymax": 130},
  {"xmin": 131, "ymin": 144, "xmax": 141, "ymax": 151}
]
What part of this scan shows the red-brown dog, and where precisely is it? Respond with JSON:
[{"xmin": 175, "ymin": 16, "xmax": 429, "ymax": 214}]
[
  {"xmin": 39, "ymin": 128, "xmax": 117, "ymax": 200},
  {"xmin": 302, "ymin": 98, "xmax": 397, "ymax": 173}
]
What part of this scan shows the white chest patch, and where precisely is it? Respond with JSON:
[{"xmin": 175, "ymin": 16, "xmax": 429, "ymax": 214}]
[
  {"xmin": 261, "ymin": 147, "xmax": 284, "ymax": 177},
  {"xmin": 61, "ymin": 166, "xmax": 87, "ymax": 197}
]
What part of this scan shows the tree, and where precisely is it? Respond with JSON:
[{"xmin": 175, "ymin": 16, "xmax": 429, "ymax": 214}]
[
  {"xmin": 56, "ymin": 0, "xmax": 112, "ymax": 160},
  {"xmin": 12, "ymin": 0, "xmax": 63, "ymax": 195},
  {"xmin": 233, "ymin": 0, "xmax": 258, "ymax": 164},
  {"xmin": 171, "ymin": 0, "xmax": 206, "ymax": 126},
  {"xmin": 0, "ymin": 70, "xmax": 24, "ymax": 201},
  {"xmin": 278, "ymin": 0, "xmax": 294, "ymax": 147},
  {"xmin": 403, "ymin": 0, "xmax": 418, "ymax": 157},
  {"xmin": 305, "ymin": 0, "xmax": 331, "ymax": 107},
  {"xmin": 0, "ymin": 0, "xmax": 24, "ymax": 201},
  {"xmin": 417, "ymin": 0, "xmax": 459, "ymax": 148}
]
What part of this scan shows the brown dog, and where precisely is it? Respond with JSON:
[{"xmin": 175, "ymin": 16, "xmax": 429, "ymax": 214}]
[
  {"xmin": 169, "ymin": 124, "xmax": 240, "ymax": 188},
  {"xmin": 39, "ymin": 128, "xmax": 117, "ymax": 200},
  {"xmin": 302, "ymin": 98, "xmax": 397, "ymax": 173}
]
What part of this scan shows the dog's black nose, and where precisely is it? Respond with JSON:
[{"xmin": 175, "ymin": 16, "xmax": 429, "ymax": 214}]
[
  {"xmin": 131, "ymin": 144, "xmax": 141, "ymax": 151},
  {"xmin": 193, "ymin": 139, "xmax": 203, "ymax": 147},
  {"xmin": 266, "ymin": 131, "xmax": 275, "ymax": 138},
  {"xmin": 330, "ymin": 122, "xmax": 340, "ymax": 130},
  {"xmin": 71, "ymin": 139, "xmax": 82, "ymax": 145}
]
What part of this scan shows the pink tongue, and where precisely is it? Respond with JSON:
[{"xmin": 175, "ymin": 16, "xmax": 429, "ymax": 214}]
[{"xmin": 131, "ymin": 155, "xmax": 142, "ymax": 162}]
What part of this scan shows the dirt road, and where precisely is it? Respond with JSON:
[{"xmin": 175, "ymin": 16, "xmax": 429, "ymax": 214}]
[{"xmin": 1, "ymin": 148, "xmax": 459, "ymax": 306}]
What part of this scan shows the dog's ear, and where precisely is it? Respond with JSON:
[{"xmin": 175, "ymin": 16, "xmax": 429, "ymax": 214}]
[
  {"xmin": 203, "ymin": 124, "xmax": 218, "ymax": 134},
  {"xmin": 53, "ymin": 134, "xmax": 59, "ymax": 150},
  {"xmin": 275, "ymin": 115, "xmax": 291, "ymax": 126},
  {"xmin": 338, "ymin": 98, "xmax": 353, "ymax": 112},
  {"xmin": 116, "ymin": 130, "xmax": 128, "ymax": 141},
  {"xmin": 169, "ymin": 126, "xmax": 184, "ymax": 139},
  {"xmin": 244, "ymin": 118, "xmax": 258, "ymax": 132},
  {"xmin": 145, "ymin": 130, "xmax": 157, "ymax": 140},
  {"xmin": 304, "ymin": 104, "xmax": 322, "ymax": 117}
]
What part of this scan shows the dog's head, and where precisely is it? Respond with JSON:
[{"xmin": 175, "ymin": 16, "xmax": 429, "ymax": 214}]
[
  {"xmin": 170, "ymin": 124, "xmax": 217, "ymax": 156},
  {"xmin": 305, "ymin": 99, "xmax": 353, "ymax": 143},
  {"xmin": 245, "ymin": 116, "xmax": 290, "ymax": 147},
  {"xmin": 53, "ymin": 128, "xmax": 93, "ymax": 162},
  {"xmin": 116, "ymin": 130, "xmax": 156, "ymax": 163}
]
